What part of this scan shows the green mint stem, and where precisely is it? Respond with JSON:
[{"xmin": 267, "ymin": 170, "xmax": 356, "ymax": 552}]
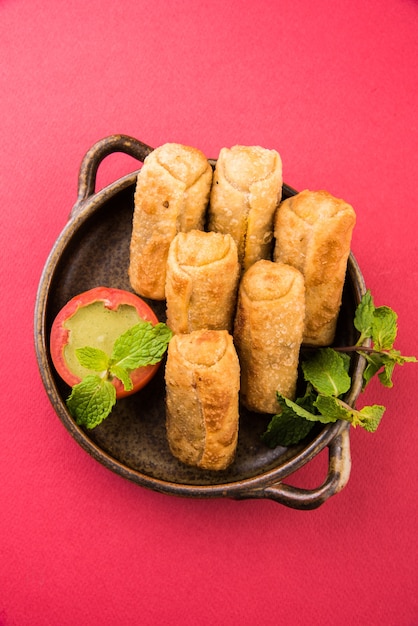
[{"xmin": 336, "ymin": 397, "xmax": 355, "ymax": 412}]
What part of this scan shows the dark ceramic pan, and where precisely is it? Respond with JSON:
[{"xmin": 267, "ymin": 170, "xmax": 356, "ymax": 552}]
[{"xmin": 35, "ymin": 135, "xmax": 367, "ymax": 510}]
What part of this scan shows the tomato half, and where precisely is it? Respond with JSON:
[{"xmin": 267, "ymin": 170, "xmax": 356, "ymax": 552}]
[{"xmin": 50, "ymin": 287, "xmax": 161, "ymax": 398}]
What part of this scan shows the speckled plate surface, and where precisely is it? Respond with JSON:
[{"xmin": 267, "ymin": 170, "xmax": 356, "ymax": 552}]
[{"xmin": 35, "ymin": 135, "xmax": 367, "ymax": 509}]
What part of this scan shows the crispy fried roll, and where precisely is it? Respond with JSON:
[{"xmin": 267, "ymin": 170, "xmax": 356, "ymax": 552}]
[
  {"xmin": 273, "ymin": 190, "xmax": 356, "ymax": 346},
  {"xmin": 165, "ymin": 330, "xmax": 240, "ymax": 470},
  {"xmin": 208, "ymin": 145, "xmax": 283, "ymax": 271},
  {"xmin": 165, "ymin": 230, "xmax": 239, "ymax": 334},
  {"xmin": 128, "ymin": 143, "xmax": 213, "ymax": 300},
  {"xmin": 233, "ymin": 260, "xmax": 305, "ymax": 414}
]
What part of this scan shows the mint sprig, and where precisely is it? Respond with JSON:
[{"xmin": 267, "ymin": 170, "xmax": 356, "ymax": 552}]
[
  {"xmin": 352, "ymin": 291, "xmax": 416, "ymax": 388},
  {"xmin": 263, "ymin": 291, "xmax": 416, "ymax": 448},
  {"xmin": 66, "ymin": 321, "xmax": 172, "ymax": 429}
]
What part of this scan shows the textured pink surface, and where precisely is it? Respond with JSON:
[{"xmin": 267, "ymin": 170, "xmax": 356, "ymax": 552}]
[{"xmin": 1, "ymin": 1, "xmax": 417, "ymax": 624}]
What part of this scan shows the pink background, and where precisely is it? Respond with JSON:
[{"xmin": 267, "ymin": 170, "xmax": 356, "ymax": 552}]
[{"xmin": 1, "ymin": 1, "xmax": 417, "ymax": 624}]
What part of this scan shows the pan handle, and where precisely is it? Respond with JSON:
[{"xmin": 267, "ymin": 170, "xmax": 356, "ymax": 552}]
[
  {"xmin": 70, "ymin": 136, "xmax": 297, "ymax": 220},
  {"xmin": 70, "ymin": 134, "xmax": 154, "ymax": 218},
  {"xmin": 240, "ymin": 425, "xmax": 351, "ymax": 510}
]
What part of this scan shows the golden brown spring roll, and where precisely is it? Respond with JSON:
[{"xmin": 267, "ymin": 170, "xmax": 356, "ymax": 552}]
[
  {"xmin": 165, "ymin": 329, "xmax": 240, "ymax": 470},
  {"xmin": 273, "ymin": 190, "xmax": 356, "ymax": 346},
  {"xmin": 165, "ymin": 230, "xmax": 240, "ymax": 334},
  {"xmin": 233, "ymin": 260, "xmax": 305, "ymax": 414},
  {"xmin": 129, "ymin": 143, "xmax": 213, "ymax": 300},
  {"xmin": 208, "ymin": 145, "xmax": 283, "ymax": 271}
]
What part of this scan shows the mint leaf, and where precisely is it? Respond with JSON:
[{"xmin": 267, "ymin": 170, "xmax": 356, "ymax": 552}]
[
  {"xmin": 372, "ymin": 306, "xmax": 398, "ymax": 350},
  {"xmin": 354, "ymin": 290, "xmax": 375, "ymax": 344},
  {"xmin": 340, "ymin": 351, "xmax": 351, "ymax": 374},
  {"xmin": 388, "ymin": 349, "xmax": 417, "ymax": 366},
  {"xmin": 262, "ymin": 388, "xmax": 317, "ymax": 447},
  {"xmin": 358, "ymin": 404, "xmax": 386, "ymax": 432},
  {"xmin": 109, "ymin": 364, "xmax": 133, "ymax": 391},
  {"xmin": 262, "ymin": 411, "xmax": 316, "ymax": 447},
  {"xmin": 66, "ymin": 375, "xmax": 116, "ymax": 429},
  {"xmin": 377, "ymin": 354, "xmax": 396, "ymax": 388},
  {"xmin": 111, "ymin": 321, "xmax": 173, "ymax": 370},
  {"xmin": 302, "ymin": 348, "xmax": 351, "ymax": 397},
  {"xmin": 75, "ymin": 346, "xmax": 110, "ymax": 372},
  {"xmin": 280, "ymin": 394, "xmax": 331, "ymax": 423},
  {"xmin": 362, "ymin": 352, "xmax": 387, "ymax": 389},
  {"xmin": 314, "ymin": 394, "xmax": 349, "ymax": 422}
]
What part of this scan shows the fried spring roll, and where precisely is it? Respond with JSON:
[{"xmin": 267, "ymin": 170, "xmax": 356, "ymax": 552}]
[
  {"xmin": 165, "ymin": 330, "xmax": 240, "ymax": 470},
  {"xmin": 273, "ymin": 190, "xmax": 356, "ymax": 346},
  {"xmin": 165, "ymin": 230, "xmax": 239, "ymax": 334},
  {"xmin": 128, "ymin": 143, "xmax": 213, "ymax": 300},
  {"xmin": 233, "ymin": 260, "xmax": 305, "ymax": 414},
  {"xmin": 208, "ymin": 145, "xmax": 283, "ymax": 271}
]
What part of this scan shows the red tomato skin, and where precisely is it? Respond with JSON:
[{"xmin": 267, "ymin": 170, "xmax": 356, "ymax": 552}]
[{"xmin": 50, "ymin": 287, "xmax": 161, "ymax": 399}]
